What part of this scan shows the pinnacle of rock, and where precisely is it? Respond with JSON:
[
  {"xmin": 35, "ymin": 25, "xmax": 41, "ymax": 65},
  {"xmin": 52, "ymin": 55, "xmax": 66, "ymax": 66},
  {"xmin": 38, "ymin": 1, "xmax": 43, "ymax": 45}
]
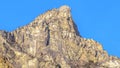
[
  {"xmin": 59, "ymin": 5, "xmax": 71, "ymax": 12},
  {"xmin": 0, "ymin": 5, "xmax": 120, "ymax": 68}
]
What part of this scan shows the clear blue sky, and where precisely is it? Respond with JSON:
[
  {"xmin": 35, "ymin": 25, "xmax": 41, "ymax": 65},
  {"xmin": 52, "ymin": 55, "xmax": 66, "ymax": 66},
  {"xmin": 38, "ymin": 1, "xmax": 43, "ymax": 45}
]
[{"xmin": 0, "ymin": 0, "xmax": 120, "ymax": 57}]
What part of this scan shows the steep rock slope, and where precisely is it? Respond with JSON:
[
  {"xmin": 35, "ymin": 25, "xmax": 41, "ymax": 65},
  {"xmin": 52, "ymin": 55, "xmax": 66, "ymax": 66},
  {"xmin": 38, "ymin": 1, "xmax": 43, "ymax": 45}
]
[{"xmin": 0, "ymin": 6, "xmax": 120, "ymax": 68}]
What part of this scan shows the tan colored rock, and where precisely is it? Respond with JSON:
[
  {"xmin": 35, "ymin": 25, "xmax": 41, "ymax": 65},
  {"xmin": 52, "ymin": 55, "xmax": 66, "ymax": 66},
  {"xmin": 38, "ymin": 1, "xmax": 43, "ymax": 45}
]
[{"xmin": 0, "ymin": 5, "xmax": 120, "ymax": 68}]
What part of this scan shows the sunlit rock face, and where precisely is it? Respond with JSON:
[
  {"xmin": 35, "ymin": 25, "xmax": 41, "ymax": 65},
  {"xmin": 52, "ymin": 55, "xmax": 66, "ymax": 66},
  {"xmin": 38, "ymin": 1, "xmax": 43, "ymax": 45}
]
[{"xmin": 0, "ymin": 5, "xmax": 120, "ymax": 68}]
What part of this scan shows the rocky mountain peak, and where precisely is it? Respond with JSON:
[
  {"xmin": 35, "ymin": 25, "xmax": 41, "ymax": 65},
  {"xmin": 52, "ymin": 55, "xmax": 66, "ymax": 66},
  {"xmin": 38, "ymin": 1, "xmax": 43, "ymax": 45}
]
[
  {"xmin": 28, "ymin": 5, "xmax": 77, "ymax": 35},
  {"xmin": 0, "ymin": 5, "xmax": 120, "ymax": 68},
  {"xmin": 59, "ymin": 5, "xmax": 71, "ymax": 11},
  {"xmin": 11, "ymin": 6, "xmax": 80, "ymax": 44}
]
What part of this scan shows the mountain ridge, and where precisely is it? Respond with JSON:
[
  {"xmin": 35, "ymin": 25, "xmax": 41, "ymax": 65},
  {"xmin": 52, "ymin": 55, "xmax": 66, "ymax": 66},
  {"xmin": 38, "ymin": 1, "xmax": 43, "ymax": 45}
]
[{"xmin": 0, "ymin": 5, "xmax": 120, "ymax": 68}]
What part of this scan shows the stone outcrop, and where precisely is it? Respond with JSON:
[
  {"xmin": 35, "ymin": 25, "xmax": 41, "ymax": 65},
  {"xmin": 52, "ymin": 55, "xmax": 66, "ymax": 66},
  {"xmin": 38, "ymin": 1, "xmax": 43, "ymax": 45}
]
[{"xmin": 0, "ymin": 5, "xmax": 120, "ymax": 68}]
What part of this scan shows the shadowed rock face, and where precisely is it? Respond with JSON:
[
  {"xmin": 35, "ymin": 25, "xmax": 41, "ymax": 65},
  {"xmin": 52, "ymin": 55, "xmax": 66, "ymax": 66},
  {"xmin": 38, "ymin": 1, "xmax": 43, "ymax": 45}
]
[{"xmin": 0, "ymin": 5, "xmax": 120, "ymax": 68}]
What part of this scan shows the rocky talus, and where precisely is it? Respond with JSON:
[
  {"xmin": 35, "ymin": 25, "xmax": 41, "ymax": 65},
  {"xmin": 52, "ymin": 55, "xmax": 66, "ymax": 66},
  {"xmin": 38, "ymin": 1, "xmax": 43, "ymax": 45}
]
[{"xmin": 0, "ymin": 6, "xmax": 120, "ymax": 68}]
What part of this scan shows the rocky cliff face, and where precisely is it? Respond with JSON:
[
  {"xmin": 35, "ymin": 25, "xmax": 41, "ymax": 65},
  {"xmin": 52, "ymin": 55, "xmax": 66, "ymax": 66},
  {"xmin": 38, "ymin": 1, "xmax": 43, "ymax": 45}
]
[{"xmin": 0, "ymin": 6, "xmax": 120, "ymax": 68}]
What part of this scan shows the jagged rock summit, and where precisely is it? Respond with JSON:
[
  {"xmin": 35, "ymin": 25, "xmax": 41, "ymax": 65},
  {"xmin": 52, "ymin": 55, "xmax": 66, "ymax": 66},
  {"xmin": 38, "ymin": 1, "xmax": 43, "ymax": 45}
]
[{"xmin": 0, "ymin": 5, "xmax": 120, "ymax": 68}]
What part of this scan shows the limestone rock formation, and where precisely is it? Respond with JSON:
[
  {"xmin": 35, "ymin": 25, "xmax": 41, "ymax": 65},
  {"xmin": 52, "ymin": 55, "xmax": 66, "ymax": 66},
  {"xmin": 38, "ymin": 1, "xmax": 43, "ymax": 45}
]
[{"xmin": 0, "ymin": 5, "xmax": 120, "ymax": 68}]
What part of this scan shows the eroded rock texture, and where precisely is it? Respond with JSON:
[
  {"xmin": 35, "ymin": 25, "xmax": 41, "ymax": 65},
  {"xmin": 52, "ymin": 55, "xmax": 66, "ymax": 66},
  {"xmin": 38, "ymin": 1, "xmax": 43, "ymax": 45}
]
[{"xmin": 0, "ymin": 6, "xmax": 120, "ymax": 68}]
